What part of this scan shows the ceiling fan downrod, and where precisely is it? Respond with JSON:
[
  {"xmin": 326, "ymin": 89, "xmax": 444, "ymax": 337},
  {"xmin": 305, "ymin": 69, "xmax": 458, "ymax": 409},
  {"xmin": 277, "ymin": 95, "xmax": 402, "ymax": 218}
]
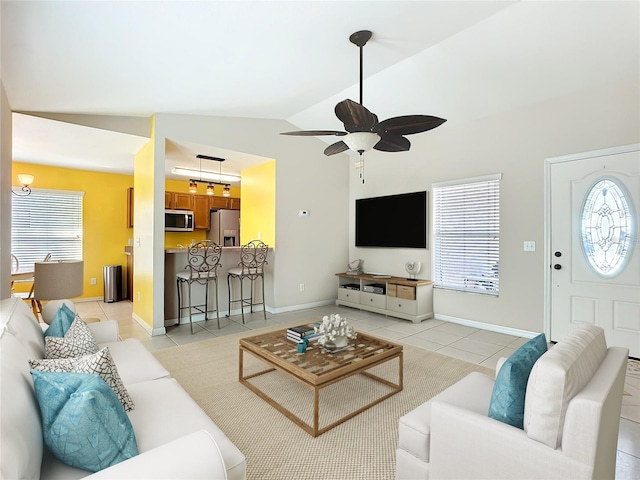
[{"xmin": 349, "ymin": 30, "xmax": 372, "ymax": 107}]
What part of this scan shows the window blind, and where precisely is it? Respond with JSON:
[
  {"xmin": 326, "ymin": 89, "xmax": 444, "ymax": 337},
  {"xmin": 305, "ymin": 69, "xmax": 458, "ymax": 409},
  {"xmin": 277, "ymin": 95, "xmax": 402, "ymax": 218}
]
[
  {"xmin": 11, "ymin": 189, "xmax": 84, "ymax": 273},
  {"xmin": 433, "ymin": 175, "xmax": 500, "ymax": 295}
]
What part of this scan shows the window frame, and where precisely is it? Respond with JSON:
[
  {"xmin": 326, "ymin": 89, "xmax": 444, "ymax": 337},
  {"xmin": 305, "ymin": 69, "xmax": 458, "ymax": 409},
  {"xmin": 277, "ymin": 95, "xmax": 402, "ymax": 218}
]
[
  {"xmin": 432, "ymin": 174, "xmax": 501, "ymax": 296},
  {"xmin": 11, "ymin": 188, "xmax": 84, "ymax": 273}
]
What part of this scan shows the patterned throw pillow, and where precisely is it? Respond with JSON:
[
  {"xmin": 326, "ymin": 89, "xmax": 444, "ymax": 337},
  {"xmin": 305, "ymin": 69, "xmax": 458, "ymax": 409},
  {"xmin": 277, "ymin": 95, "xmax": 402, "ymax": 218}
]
[
  {"xmin": 30, "ymin": 370, "xmax": 138, "ymax": 472},
  {"xmin": 488, "ymin": 333, "xmax": 547, "ymax": 429},
  {"xmin": 30, "ymin": 347, "xmax": 135, "ymax": 412},
  {"xmin": 44, "ymin": 303, "xmax": 77, "ymax": 338},
  {"xmin": 45, "ymin": 318, "xmax": 99, "ymax": 359}
]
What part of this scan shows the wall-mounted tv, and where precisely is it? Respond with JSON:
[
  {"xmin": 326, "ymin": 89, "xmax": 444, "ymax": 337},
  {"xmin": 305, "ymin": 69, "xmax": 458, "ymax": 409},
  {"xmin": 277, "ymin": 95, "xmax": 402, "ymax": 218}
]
[{"xmin": 355, "ymin": 191, "xmax": 427, "ymax": 248}]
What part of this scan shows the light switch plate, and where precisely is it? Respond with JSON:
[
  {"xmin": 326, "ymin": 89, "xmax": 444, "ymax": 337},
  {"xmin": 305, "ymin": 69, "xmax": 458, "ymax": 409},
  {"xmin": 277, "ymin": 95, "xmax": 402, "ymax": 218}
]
[{"xmin": 523, "ymin": 241, "xmax": 536, "ymax": 252}]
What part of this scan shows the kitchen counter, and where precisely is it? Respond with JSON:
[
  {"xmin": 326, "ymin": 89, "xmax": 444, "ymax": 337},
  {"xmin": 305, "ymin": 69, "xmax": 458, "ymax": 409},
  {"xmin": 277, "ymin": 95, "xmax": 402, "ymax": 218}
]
[{"xmin": 164, "ymin": 246, "xmax": 273, "ymax": 327}]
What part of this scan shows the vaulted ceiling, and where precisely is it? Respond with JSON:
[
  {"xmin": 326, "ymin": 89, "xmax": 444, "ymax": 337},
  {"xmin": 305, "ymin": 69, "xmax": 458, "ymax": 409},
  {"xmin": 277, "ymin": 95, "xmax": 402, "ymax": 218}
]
[{"xmin": 3, "ymin": 1, "xmax": 638, "ymax": 176}]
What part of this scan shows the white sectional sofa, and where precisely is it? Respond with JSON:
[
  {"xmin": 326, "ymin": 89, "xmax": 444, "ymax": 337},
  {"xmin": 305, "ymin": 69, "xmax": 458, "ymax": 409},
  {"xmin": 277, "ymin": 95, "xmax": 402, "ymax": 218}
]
[
  {"xmin": 396, "ymin": 323, "xmax": 628, "ymax": 480},
  {"xmin": 0, "ymin": 297, "xmax": 246, "ymax": 480}
]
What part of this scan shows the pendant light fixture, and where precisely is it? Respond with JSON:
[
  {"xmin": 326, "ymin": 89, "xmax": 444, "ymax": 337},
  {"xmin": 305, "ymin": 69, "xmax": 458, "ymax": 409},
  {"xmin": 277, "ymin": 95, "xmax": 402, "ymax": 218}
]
[{"xmin": 179, "ymin": 155, "xmax": 237, "ymax": 195}]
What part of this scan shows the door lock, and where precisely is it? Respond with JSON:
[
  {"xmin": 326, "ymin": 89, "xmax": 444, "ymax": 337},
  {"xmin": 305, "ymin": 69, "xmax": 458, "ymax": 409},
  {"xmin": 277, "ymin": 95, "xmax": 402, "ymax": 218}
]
[
  {"xmin": 553, "ymin": 264, "xmax": 562, "ymax": 270},
  {"xmin": 554, "ymin": 251, "xmax": 562, "ymax": 257}
]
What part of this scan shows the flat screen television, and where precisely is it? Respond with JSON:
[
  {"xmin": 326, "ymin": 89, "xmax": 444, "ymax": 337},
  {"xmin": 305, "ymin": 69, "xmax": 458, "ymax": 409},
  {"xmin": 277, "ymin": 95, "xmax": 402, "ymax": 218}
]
[{"xmin": 355, "ymin": 191, "xmax": 427, "ymax": 248}]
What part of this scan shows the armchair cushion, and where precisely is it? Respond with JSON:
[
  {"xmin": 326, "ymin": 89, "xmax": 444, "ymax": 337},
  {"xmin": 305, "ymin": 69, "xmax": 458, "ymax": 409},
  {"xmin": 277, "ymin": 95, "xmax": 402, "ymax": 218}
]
[
  {"xmin": 524, "ymin": 324, "xmax": 607, "ymax": 448},
  {"xmin": 31, "ymin": 370, "xmax": 138, "ymax": 472},
  {"xmin": 488, "ymin": 333, "xmax": 547, "ymax": 428}
]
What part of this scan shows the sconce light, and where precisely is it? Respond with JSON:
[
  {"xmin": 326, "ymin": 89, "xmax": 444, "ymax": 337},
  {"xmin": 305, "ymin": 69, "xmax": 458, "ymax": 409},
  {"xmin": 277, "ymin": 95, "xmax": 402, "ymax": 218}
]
[{"xmin": 12, "ymin": 174, "xmax": 34, "ymax": 196}]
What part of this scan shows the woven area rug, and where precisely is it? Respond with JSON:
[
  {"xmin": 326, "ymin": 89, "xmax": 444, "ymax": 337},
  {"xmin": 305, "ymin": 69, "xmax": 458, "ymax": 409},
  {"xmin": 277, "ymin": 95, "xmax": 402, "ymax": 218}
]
[{"xmin": 153, "ymin": 321, "xmax": 493, "ymax": 480}]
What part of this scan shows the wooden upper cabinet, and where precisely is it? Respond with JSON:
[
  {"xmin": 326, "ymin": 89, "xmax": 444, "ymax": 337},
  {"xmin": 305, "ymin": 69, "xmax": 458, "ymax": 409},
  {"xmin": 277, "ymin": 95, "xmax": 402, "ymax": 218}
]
[
  {"xmin": 127, "ymin": 187, "xmax": 134, "ymax": 228},
  {"xmin": 210, "ymin": 196, "xmax": 229, "ymax": 210},
  {"xmin": 229, "ymin": 197, "xmax": 240, "ymax": 210},
  {"xmin": 165, "ymin": 191, "xmax": 193, "ymax": 210},
  {"xmin": 193, "ymin": 195, "xmax": 211, "ymax": 230}
]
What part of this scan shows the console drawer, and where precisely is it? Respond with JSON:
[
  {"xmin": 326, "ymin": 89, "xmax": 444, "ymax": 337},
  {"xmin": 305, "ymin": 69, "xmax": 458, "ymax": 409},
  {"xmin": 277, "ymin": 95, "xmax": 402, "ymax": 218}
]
[
  {"xmin": 387, "ymin": 298, "xmax": 417, "ymax": 315},
  {"xmin": 361, "ymin": 292, "xmax": 386, "ymax": 309},
  {"xmin": 397, "ymin": 285, "xmax": 416, "ymax": 300},
  {"xmin": 338, "ymin": 288, "xmax": 360, "ymax": 303}
]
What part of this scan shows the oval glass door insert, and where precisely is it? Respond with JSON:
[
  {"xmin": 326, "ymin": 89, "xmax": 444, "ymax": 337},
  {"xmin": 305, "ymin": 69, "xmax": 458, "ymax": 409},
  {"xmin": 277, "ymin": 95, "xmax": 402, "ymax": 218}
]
[{"xmin": 581, "ymin": 177, "xmax": 634, "ymax": 277}]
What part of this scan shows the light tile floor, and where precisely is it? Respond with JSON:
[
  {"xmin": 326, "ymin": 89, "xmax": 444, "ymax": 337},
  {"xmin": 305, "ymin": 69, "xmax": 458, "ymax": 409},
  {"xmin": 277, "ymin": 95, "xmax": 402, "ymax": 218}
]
[{"xmin": 76, "ymin": 300, "xmax": 640, "ymax": 479}]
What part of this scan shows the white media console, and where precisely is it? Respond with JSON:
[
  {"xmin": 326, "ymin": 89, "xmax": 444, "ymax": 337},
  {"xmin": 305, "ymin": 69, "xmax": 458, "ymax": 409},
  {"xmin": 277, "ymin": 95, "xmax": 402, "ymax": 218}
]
[{"xmin": 335, "ymin": 273, "xmax": 433, "ymax": 323}]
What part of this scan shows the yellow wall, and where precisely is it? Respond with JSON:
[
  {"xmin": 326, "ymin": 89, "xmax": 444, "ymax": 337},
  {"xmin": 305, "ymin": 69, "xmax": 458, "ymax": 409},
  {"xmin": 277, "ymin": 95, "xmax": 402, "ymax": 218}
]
[
  {"xmin": 11, "ymin": 162, "xmax": 133, "ymax": 299},
  {"xmin": 240, "ymin": 160, "xmax": 275, "ymax": 246},
  {"xmin": 132, "ymin": 140, "xmax": 154, "ymax": 327}
]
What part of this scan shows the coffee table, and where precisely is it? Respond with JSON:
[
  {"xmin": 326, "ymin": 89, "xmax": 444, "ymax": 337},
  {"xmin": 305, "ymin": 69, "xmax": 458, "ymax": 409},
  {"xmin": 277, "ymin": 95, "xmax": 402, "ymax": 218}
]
[{"xmin": 239, "ymin": 326, "xmax": 403, "ymax": 437}]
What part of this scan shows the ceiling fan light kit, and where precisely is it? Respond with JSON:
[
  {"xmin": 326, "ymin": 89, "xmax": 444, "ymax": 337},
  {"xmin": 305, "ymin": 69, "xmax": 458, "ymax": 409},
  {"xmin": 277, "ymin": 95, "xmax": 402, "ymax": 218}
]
[{"xmin": 281, "ymin": 30, "xmax": 446, "ymax": 156}]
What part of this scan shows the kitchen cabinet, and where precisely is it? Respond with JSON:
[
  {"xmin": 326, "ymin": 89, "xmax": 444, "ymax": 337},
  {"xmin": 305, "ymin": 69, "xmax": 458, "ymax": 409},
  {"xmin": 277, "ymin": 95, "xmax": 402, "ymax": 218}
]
[
  {"xmin": 210, "ymin": 196, "xmax": 229, "ymax": 210},
  {"xmin": 165, "ymin": 192, "xmax": 193, "ymax": 210},
  {"xmin": 193, "ymin": 195, "xmax": 211, "ymax": 230},
  {"xmin": 126, "ymin": 187, "xmax": 134, "ymax": 228},
  {"xmin": 335, "ymin": 273, "xmax": 433, "ymax": 323},
  {"xmin": 229, "ymin": 197, "xmax": 240, "ymax": 210}
]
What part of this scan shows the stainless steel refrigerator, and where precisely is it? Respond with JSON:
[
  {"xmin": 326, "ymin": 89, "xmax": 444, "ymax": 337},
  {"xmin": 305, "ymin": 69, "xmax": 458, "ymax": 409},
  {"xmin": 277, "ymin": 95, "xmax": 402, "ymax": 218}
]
[{"xmin": 208, "ymin": 210, "xmax": 240, "ymax": 246}]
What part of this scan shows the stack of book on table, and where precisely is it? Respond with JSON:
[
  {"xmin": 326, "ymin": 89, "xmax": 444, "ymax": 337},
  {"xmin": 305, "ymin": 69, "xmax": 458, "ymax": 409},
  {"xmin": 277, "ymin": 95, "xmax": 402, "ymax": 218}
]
[{"xmin": 286, "ymin": 322, "xmax": 321, "ymax": 343}]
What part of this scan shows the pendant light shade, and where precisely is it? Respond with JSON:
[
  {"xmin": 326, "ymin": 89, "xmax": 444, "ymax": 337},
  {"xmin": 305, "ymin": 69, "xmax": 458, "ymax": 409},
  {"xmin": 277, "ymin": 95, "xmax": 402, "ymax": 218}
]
[
  {"xmin": 222, "ymin": 185, "xmax": 231, "ymax": 197},
  {"xmin": 189, "ymin": 180, "xmax": 198, "ymax": 193},
  {"xmin": 206, "ymin": 183, "xmax": 215, "ymax": 196}
]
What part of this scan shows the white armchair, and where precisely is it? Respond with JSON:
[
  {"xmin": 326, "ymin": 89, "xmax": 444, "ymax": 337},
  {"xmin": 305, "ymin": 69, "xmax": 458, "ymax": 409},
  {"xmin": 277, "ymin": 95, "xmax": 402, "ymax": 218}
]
[{"xmin": 396, "ymin": 324, "xmax": 628, "ymax": 480}]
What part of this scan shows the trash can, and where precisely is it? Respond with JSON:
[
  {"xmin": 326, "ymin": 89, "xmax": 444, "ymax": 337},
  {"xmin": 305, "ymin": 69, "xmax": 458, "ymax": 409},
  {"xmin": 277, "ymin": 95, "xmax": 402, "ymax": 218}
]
[{"xmin": 103, "ymin": 265, "xmax": 122, "ymax": 303}]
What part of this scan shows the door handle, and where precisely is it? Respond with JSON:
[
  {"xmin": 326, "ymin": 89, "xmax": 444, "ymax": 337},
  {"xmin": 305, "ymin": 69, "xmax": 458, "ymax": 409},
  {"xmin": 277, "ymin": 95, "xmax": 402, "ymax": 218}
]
[{"xmin": 553, "ymin": 264, "xmax": 562, "ymax": 270}]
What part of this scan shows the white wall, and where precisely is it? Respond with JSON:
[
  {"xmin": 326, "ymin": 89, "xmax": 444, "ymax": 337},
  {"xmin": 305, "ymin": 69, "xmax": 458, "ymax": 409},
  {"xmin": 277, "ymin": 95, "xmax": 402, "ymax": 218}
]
[
  {"xmin": 153, "ymin": 113, "xmax": 349, "ymax": 319},
  {"xmin": 0, "ymin": 82, "xmax": 12, "ymax": 300},
  {"xmin": 349, "ymin": 75, "xmax": 640, "ymax": 334}
]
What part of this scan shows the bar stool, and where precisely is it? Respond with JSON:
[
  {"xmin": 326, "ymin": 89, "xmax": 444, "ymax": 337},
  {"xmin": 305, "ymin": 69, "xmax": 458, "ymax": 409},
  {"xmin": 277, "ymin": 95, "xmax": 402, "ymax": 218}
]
[
  {"xmin": 227, "ymin": 240, "xmax": 269, "ymax": 323},
  {"xmin": 176, "ymin": 240, "xmax": 222, "ymax": 334}
]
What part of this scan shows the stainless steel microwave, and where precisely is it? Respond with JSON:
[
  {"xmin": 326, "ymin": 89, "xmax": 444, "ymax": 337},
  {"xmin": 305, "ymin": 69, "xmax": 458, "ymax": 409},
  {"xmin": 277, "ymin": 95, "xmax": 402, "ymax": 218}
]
[{"xmin": 165, "ymin": 210, "xmax": 194, "ymax": 232}]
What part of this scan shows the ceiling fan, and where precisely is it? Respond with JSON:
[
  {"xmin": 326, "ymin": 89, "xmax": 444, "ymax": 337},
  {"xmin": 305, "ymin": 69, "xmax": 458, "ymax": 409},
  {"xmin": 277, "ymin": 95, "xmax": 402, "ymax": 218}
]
[{"xmin": 281, "ymin": 30, "xmax": 446, "ymax": 156}]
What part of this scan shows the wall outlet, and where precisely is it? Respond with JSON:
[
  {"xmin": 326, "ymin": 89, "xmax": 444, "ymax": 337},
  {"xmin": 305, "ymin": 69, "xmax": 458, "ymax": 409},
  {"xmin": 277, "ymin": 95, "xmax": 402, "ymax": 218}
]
[
  {"xmin": 299, "ymin": 283, "xmax": 305, "ymax": 292},
  {"xmin": 523, "ymin": 241, "xmax": 536, "ymax": 252},
  {"xmin": 90, "ymin": 277, "xmax": 97, "ymax": 285}
]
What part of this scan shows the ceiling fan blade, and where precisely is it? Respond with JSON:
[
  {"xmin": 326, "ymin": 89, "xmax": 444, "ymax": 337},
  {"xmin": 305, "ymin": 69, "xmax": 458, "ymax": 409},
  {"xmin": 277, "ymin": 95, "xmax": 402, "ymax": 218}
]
[
  {"xmin": 374, "ymin": 115, "xmax": 447, "ymax": 136},
  {"xmin": 324, "ymin": 141, "xmax": 349, "ymax": 156},
  {"xmin": 280, "ymin": 130, "xmax": 347, "ymax": 136},
  {"xmin": 373, "ymin": 134, "xmax": 411, "ymax": 152},
  {"xmin": 335, "ymin": 99, "xmax": 378, "ymax": 133}
]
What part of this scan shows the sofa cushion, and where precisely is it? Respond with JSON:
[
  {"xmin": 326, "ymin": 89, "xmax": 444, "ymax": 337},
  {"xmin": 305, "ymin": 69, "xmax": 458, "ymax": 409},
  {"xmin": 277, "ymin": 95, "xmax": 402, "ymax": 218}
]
[
  {"xmin": 44, "ymin": 303, "xmax": 77, "ymax": 338},
  {"xmin": 488, "ymin": 333, "xmax": 547, "ymax": 428},
  {"xmin": 126, "ymin": 378, "xmax": 247, "ymax": 480},
  {"xmin": 1, "ymin": 296, "xmax": 45, "ymax": 358},
  {"xmin": 30, "ymin": 347, "xmax": 135, "ymax": 412},
  {"xmin": 45, "ymin": 318, "xmax": 99, "ymax": 359},
  {"xmin": 100, "ymin": 339, "xmax": 170, "ymax": 385},
  {"xmin": 0, "ymin": 330, "xmax": 43, "ymax": 480},
  {"xmin": 398, "ymin": 372, "xmax": 495, "ymax": 463},
  {"xmin": 524, "ymin": 324, "xmax": 607, "ymax": 449},
  {"xmin": 31, "ymin": 370, "xmax": 138, "ymax": 472}
]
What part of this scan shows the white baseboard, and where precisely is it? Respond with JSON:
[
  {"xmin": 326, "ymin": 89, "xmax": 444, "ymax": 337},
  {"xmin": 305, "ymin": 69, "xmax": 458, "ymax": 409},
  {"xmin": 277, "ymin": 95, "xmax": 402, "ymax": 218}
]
[
  {"xmin": 267, "ymin": 299, "xmax": 335, "ymax": 315},
  {"xmin": 434, "ymin": 314, "xmax": 538, "ymax": 339},
  {"xmin": 132, "ymin": 312, "xmax": 166, "ymax": 336}
]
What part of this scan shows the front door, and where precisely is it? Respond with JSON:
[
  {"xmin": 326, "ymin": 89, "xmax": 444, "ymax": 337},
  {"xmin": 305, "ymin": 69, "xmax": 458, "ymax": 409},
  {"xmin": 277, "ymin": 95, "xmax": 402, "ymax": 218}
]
[{"xmin": 547, "ymin": 144, "xmax": 639, "ymax": 357}]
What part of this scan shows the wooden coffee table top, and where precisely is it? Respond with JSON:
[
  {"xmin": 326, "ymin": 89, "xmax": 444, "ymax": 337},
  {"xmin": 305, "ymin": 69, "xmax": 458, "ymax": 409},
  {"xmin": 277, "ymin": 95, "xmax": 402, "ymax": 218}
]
[{"xmin": 239, "ymin": 325, "xmax": 402, "ymax": 386}]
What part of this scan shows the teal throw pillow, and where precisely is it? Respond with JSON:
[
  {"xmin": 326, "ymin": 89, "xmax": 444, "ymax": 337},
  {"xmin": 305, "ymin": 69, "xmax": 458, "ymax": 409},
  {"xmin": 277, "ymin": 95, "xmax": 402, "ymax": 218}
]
[
  {"xmin": 488, "ymin": 333, "xmax": 547, "ymax": 429},
  {"xmin": 44, "ymin": 304, "xmax": 76, "ymax": 338},
  {"xmin": 30, "ymin": 370, "xmax": 138, "ymax": 472}
]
